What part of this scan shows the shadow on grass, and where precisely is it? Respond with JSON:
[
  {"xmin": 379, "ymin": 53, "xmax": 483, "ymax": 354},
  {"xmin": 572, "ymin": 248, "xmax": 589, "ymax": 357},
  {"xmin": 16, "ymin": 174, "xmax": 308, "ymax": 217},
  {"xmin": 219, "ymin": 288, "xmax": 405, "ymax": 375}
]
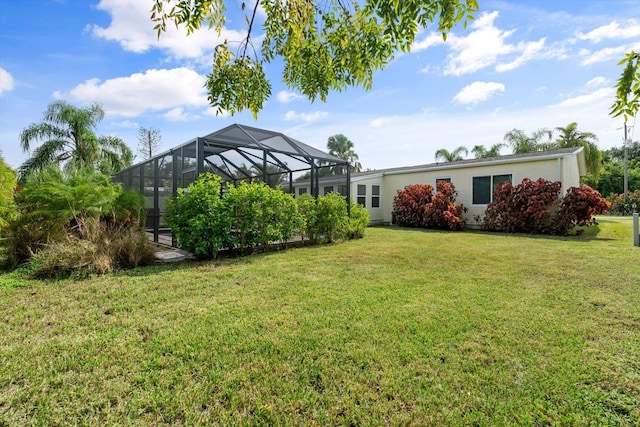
[{"xmin": 387, "ymin": 223, "xmax": 617, "ymax": 242}]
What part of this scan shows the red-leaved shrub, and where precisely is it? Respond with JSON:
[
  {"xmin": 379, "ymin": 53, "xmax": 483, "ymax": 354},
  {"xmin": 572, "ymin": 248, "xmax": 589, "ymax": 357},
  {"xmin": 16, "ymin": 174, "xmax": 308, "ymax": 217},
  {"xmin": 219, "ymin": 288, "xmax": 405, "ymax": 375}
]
[
  {"xmin": 482, "ymin": 178, "xmax": 609, "ymax": 235},
  {"xmin": 392, "ymin": 184, "xmax": 433, "ymax": 227},
  {"xmin": 482, "ymin": 178, "xmax": 561, "ymax": 234},
  {"xmin": 555, "ymin": 185, "xmax": 610, "ymax": 234},
  {"xmin": 392, "ymin": 182, "xmax": 466, "ymax": 231},
  {"xmin": 423, "ymin": 181, "xmax": 467, "ymax": 231}
]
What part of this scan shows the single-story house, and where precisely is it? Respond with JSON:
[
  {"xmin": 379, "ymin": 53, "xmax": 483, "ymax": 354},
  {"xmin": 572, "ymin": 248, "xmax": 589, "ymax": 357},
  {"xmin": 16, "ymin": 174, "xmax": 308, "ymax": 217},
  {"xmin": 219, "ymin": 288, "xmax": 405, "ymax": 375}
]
[{"xmin": 293, "ymin": 147, "xmax": 587, "ymax": 227}]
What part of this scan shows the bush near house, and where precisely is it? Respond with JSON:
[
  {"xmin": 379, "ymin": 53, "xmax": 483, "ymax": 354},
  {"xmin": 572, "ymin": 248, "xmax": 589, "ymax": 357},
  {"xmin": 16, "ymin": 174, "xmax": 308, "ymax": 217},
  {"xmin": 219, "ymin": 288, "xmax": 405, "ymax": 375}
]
[
  {"xmin": 166, "ymin": 174, "xmax": 369, "ymax": 260},
  {"xmin": 392, "ymin": 182, "xmax": 466, "ymax": 231},
  {"xmin": 424, "ymin": 181, "xmax": 467, "ymax": 231},
  {"xmin": 481, "ymin": 178, "xmax": 609, "ymax": 235},
  {"xmin": 392, "ymin": 183, "xmax": 434, "ymax": 227}
]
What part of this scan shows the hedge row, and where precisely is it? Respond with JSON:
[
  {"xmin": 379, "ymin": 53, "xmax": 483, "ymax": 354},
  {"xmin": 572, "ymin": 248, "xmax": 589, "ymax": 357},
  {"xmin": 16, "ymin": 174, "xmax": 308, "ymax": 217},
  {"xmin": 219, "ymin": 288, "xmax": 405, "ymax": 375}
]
[
  {"xmin": 391, "ymin": 179, "xmax": 610, "ymax": 236},
  {"xmin": 165, "ymin": 173, "xmax": 369, "ymax": 260},
  {"xmin": 480, "ymin": 178, "xmax": 610, "ymax": 235}
]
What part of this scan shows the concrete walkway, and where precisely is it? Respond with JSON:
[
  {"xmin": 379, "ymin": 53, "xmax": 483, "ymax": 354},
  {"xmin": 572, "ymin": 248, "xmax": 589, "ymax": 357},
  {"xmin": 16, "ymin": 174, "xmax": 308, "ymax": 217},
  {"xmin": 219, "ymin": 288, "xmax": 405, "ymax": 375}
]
[{"xmin": 154, "ymin": 247, "xmax": 193, "ymax": 263}]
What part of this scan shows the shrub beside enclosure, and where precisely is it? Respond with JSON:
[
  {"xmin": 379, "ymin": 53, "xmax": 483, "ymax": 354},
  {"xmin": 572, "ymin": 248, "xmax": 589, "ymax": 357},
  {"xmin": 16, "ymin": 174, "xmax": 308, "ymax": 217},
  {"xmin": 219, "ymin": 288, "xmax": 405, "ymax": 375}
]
[{"xmin": 165, "ymin": 173, "xmax": 370, "ymax": 260}]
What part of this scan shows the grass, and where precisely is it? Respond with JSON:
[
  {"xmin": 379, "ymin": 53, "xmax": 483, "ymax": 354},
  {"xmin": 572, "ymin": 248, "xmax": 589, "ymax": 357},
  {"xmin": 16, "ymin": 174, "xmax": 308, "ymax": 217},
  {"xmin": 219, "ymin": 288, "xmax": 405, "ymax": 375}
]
[{"xmin": 1, "ymin": 217, "xmax": 639, "ymax": 425}]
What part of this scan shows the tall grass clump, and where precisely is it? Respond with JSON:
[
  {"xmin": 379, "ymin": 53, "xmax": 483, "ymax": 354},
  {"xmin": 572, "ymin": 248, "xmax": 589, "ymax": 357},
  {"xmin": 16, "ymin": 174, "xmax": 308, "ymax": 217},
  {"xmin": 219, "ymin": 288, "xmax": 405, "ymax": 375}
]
[{"xmin": 2, "ymin": 167, "xmax": 155, "ymax": 277}]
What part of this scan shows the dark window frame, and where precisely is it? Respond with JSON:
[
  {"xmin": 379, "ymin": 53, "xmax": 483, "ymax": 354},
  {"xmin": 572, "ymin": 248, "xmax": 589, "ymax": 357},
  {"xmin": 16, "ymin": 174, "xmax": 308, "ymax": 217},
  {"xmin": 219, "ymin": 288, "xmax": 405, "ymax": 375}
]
[{"xmin": 472, "ymin": 174, "xmax": 512, "ymax": 205}]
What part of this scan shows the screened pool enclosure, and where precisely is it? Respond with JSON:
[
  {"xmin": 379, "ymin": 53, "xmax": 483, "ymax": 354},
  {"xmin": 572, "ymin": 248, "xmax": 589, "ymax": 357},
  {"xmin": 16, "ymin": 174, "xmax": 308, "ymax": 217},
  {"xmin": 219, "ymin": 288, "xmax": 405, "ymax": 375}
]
[{"xmin": 112, "ymin": 124, "xmax": 350, "ymax": 244}]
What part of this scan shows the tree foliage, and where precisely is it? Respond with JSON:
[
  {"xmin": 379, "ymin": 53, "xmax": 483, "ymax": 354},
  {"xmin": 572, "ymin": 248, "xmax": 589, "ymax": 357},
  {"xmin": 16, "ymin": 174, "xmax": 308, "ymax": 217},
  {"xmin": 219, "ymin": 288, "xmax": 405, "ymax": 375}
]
[
  {"xmin": 18, "ymin": 100, "xmax": 133, "ymax": 183},
  {"xmin": 554, "ymin": 122, "xmax": 603, "ymax": 180},
  {"xmin": 610, "ymin": 50, "xmax": 640, "ymax": 121},
  {"xmin": 435, "ymin": 146, "xmax": 468, "ymax": 162},
  {"xmin": 471, "ymin": 143, "xmax": 506, "ymax": 159},
  {"xmin": 137, "ymin": 127, "xmax": 162, "ymax": 160},
  {"xmin": 151, "ymin": 0, "xmax": 478, "ymax": 117},
  {"xmin": 503, "ymin": 123, "xmax": 603, "ymax": 180},
  {"xmin": 327, "ymin": 134, "xmax": 361, "ymax": 174},
  {"xmin": 503, "ymin": 128, "xmax": 553, "ymax": 154},
  {"xmin": 0, "ymin": 155, "xmax": 17, "ymax": 233}
]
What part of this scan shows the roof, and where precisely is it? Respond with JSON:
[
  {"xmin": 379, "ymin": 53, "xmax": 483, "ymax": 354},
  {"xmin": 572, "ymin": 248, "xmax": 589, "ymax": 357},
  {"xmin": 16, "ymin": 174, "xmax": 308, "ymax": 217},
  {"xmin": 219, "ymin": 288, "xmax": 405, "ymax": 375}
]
[
  {"xmin": 200, "ymin": 124, "xmax": 345, "ymax": 164},
  {"xmin": 293, "ymin": 147, "xmax": 587, "ymax": 185},
  {"xmin": 115, "ymin": 123, "xmax": 347, "ymax": 179}
]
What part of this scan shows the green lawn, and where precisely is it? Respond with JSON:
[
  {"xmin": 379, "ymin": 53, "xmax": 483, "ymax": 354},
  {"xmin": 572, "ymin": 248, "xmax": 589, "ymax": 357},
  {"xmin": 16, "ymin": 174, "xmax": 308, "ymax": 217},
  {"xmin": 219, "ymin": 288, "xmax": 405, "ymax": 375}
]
[{"xmin": 1, "ymin": 217, "xmax": 639, "ymax": 425}]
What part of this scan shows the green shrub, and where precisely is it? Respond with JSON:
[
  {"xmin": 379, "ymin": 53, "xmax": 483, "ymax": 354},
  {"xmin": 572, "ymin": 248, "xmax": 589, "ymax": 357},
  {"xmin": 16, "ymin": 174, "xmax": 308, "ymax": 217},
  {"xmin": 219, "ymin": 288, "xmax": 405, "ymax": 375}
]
[
  {"xmin": 165, "ymin": 173, "xmax": 230, "ymax": 260},
  {"xmin": 346, "ymin": 202, "xmax": 370, "ymax": 239},
  {"xmin": 224, "ymin": 182, "xmax": 304, "ymax": 252},
  {"xmin": 3, "ymin": 168, "xmax": 151, "ymax": 274},
  {"xmin": 315, "ymin": 192, "xmax": 348, "ymax": 243},
  {"xmin": 271, "ymin": 189, "xmax": 304, "ymax": 247},
  {"xmin": 297, "ymin": 193, "xmax": 319, "ymax": 242},
  {"xmin": 0, "ymin": 155, "xmax": 17, "ymax": 236}
]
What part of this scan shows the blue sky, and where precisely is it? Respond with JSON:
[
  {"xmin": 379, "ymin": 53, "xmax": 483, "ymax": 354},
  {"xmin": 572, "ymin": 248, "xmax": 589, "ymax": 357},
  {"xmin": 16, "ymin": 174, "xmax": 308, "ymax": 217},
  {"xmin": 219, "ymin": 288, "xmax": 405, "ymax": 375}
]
[{"xmin": 1, "ymin": 0, "xmax": 639, "ymax": 171}]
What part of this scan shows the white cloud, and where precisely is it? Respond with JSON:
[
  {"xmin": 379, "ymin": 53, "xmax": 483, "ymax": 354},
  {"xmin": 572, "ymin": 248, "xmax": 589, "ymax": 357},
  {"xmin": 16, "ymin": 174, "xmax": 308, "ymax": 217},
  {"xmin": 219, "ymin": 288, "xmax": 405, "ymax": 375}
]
[
  {"xmin": 585, "ymin": 76, "xmax": 609, "ymax": 88},
  {"xmin": 113, "ymin": 120, "xmax": 140, "ymax": 129},
  {"xmin": 453, "ymin": 81, "xmax": 505, "ymax": 106},
  {"xmin": 89, "ymin": 0, "xmax": 246, "ymax": 59},
  {"xmin": 576, "ymin": 19, "xmax": 640, "ymax": 43},
  {"xmin": 0, "ymin": 67, "xmax": 15, "ymax": 95},
  {"xmin": 580, "ymin": 41, "xmax": 640, "ymax": 65},
  {"xmin": 67, "ymin": 67, "xmax": 208, "ymax": 117},
  {"xmin": 163, "ymin": 107, "xmax": 192, "ymax": 122},
  {"xmin": 412, "ymin": 32, "xmax": 445, "ymax": 52},
  {"xmin": 276, "ymin": 90, "xmax": 303, "ymax": 103},
  {"xmin": 554, "ymin": 87, "xmax": 613, "ymax": 108},
  {"xmin": 496, "ymin": 38, "xmax": 546, "ymax": 72},
  {"xmin": 370, "ymin": 117, "xmax": 394, "ymax": 128},
  {"xmin": 443, "ymin": 11, "xmax": 513, "ymax": 76},
  {"xmin": 284, "ymin": 110, "xmax": 328, "ymax": 122},
  {"xmin": 440, "ymin": 11, "xmax": 547, "ymax": 76}
]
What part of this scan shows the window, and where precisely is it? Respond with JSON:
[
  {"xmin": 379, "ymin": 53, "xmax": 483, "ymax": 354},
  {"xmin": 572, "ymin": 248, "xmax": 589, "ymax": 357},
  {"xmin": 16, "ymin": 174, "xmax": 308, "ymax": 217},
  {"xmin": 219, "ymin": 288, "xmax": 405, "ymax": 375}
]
[
  {"xmin": 298, "ymin": 187, "xmax": 307, "ymax": 196},
  {"xmin": 435, "ymin": 177, "xmax": 451, "ymax": 187},
  {"xmin": 357, "ymin": 184, "xmax": 366, "ymax": 207},
  {"xmin": 323, "ymin": 185, "xmax": 334, "ymax": 195},
  {"xmin": 337, "ymin": 185, "xmax": 348, "ymax": 196},
  {"xmin": 371, "ymin": 185, "xmax": 380, "ymax": 208},
  {"xmin": 472, "ymin": 174, "xmax": 512, "ymax": 204}
]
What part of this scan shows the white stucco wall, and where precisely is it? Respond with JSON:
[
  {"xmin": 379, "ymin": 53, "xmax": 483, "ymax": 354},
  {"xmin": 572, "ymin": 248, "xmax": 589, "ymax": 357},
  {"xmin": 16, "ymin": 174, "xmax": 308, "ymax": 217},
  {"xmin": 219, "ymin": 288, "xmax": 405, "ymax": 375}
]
[
  {"xmin": 292, "ymin": 149, "xmax": 584, "ymax": 228},
  {"xmin": 380, "ymin": 154, "xmax": 581, "ymax": 227}
]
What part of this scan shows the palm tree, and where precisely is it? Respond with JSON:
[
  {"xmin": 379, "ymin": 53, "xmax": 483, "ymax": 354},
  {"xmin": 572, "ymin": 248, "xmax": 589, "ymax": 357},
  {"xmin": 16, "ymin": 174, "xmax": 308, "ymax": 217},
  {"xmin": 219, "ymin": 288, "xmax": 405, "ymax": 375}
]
[
  {"xmin": 434, "ymin": 146, "xmax": 468, "ymax": 162},
  {"xmin": 472, "ymin": 143, "xmax": 506, "ymax": 159},
  {"xmin": 503, "ymin": 128, "xmax": 553, "ymax": 154},
  {"xmin": 18, "ymin": 100, "xmax": 132, "ymax": 182},
  {"xmin": 554, "ymin": 122, "xmax": 603, "ymax": 179},
  {"xmin": 327, "ymin": 134, "xmax": 362, "ymax": 175}
]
